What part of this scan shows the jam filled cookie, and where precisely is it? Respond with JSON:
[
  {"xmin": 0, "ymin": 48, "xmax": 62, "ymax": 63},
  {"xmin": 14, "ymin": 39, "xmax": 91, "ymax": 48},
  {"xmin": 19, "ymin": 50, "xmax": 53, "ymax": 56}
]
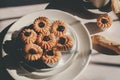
[
  {"xmin": 52, "ymin": 20, "xmax": 67, "ymax": 36},
  {"xmin": 37, "ymin": 33, "xmax": 56, "ymax": 50},
  {"xmin": 24, "ymin": 44, "xmax": 43, "ymax": 61},
  {"xmin": 33, "ymin": 16, "xmax": 51, "ymax": 34},
  {"xmin": 97, "ymin": 14, "xmax": 112, "ymax": 30},
  {"xmin": 21, "ymin": 29, "xmax": 37, "ymax": 44},
  {"xmin": 42, "ymin": 48, "xmax": 61, "ymax": 64},
  {"xmin": 56, "ymin": 35, "xmax": 73, "ymax": 51}
]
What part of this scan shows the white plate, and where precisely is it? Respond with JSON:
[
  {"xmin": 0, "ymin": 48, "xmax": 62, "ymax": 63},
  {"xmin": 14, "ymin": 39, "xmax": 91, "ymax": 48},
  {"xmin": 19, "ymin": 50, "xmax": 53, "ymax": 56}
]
[{"xmin": 2, "ymin": 9, "xmax": 92, "ymax": 80}]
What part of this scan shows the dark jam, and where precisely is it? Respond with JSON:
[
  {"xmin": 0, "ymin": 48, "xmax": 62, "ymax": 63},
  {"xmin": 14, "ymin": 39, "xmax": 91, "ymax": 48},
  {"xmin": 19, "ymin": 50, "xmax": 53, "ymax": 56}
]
[
  {"xmin": 29, "ymin": 49, "xmax": 36, "ymax": 54},
  {"xmin": 101, "ymin": 19, "xmax": 108, "ymax": 24},
  {"xmin": 24, "ymin": 32, "xmax": 31, "ymax": 37},
  {"xmin": 39, "ymin": 22, "xmax": 45, "ymax": 28},
  {"xmin": 59, "ymin": 37, "xmax": 66, "ymax": 45},
  {"xmin": 57, "ymin": 25, "xmax": 65, "ymax": 32},
  {"xmin": 43, "ymin": 36, "xmax": 50, "ymax": 41},
  {"xmin": 47, "ymin": 50, "xmax": 54, "ymax": 56}
]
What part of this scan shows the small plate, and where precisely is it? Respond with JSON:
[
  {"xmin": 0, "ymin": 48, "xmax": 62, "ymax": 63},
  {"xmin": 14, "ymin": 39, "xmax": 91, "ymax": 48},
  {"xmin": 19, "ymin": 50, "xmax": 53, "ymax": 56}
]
[{"xmin": 2, "ymin": 9, "xmax": 92, "ymax": 80}]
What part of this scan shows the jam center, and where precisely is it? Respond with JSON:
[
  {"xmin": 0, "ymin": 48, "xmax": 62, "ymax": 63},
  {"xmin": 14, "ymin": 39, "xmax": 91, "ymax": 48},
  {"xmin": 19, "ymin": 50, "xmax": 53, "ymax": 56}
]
[
  {"xmin": 57, "ymin": 25, "xmax": 65, "ymax": 32},
  {"xmin": 29, "ymin": 49, "xmax": 36, "ymax": 54},
  {"xmin": 24, "ymin": 32, "xmax": 31, "ymax": 37},
  {"xmin": 43, "ymin": 36, "xmax": 50, "ymax": 41},
  {"xmin": 47, "ymin": 50, "xmax": 54, "ymax": 56},
  {"xmin": 59, "ymin": 37, "xmax": 66, "ymax": 45},
  {"xmin": 101, "ymin": 19, "xmax": 108, "ymax": 24},
  {"xmin": 39, "ymin": 22, "xmax": 45, "ymax": 28}
]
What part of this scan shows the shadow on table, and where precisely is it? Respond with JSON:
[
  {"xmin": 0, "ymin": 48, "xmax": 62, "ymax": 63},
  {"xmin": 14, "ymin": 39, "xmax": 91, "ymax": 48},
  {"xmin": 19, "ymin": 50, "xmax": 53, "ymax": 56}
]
[
  {"xmin": 93, "ymin": 44, "xmax": 119, "ymax": 55},
  {"xmin": 0, "ymin": 0, "xmax": 112, "ymax": 22},
  {"xmin": 0, "ymin": 23, "xmax": 14, "ymax": 80},
  {"xmin": 85, "ymin": 22, "xmax": 103, "ymax": 35},
  {"xmin": 116, "ymin": 13, "xmax": 120, "ymax": 21},
  {"xmin": 91, "ymin": 61, "xmax": 120, "ymax": 68},
  {"xmin": 46, "ymin": 0, "xmax": 111, "ymax": 19}
]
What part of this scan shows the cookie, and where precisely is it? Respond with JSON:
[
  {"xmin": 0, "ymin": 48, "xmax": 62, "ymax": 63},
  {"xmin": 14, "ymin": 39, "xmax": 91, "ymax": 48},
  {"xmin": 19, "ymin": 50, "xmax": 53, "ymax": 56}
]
[
  {"xmin": 97, "ymin": 14, "xmax": 112, "ymax": 30},
  {"xmin": 24, "ymin": 44, "xmax": 43, "ymax": 61},
  {"xmin": 56, "ymin": 35, "xmax": 73, "ymax": 51},
  {"xmin": 37, "ymin": 33, "xmax": 56, "ymax": 50},
  {"xmin": 33, "ymin": 16, "xmax": 50, "ymax": 34},
  {"xmin": 42, "ymin": 48, "xmax": 61, "ymax": 64},
  {"xmin": 52, "ymin": 20, "xmax": 67, "ymax": 36},
  {"xmin": 21, "ymin": 29, "xmax": 37, "ymax": 44}
]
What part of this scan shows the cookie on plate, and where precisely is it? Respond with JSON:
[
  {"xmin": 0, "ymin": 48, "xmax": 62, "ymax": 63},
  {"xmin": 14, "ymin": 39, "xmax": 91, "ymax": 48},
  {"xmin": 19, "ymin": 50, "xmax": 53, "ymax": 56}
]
[
  {"xmin": 56, "ymin": 35, "xmax": 73, "ymax": 51},
  {"xmin": 42, "ymin": 48, "xmax": 61, "ymax": 64},
  {"xmin": 24, "ymin": 44, "xmax": 43, "ymax": 61},
  {"xmin": 33, "ymin": 16, "xmax": 51, "ymax": 34},
  {"xmin": 52, "ymin": 20, "xmax": 67, "ymax": 36},
  {"xmin": 37, "ymin": 33, "xmax": 56, "ymax": 50},
  {"xmin": 21, "ymin": 29, "xmax": 37, "ymax": 44}
]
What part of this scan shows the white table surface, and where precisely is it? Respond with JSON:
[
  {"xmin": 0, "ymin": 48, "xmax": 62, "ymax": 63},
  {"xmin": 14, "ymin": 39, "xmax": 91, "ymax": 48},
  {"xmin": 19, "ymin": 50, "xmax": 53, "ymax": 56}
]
[{"xmin": 0, "ymin": 0, "xmax": 120, "ymax": 80}]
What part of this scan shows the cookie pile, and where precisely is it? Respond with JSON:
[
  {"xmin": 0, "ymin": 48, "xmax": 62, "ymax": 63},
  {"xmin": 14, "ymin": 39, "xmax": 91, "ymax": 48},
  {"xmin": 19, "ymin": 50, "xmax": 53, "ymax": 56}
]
[{"xmin": 20, "ymin": 16, "xmax": 73, "ymax": 64}]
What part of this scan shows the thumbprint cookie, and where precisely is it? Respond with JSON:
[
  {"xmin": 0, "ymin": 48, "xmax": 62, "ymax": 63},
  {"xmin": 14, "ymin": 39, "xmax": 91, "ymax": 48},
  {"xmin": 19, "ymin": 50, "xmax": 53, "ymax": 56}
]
[
  {"xmin": 97, "ymin": 14, "xmax": 112, "ymax": 30},
  {"xmin": 42, "ymin": 48, "xmax": 61, "ymax": 64},
  {"xmin": 21, "ymin": 29, "xmax": 37, "ymax": 44},
  {"xmin": 52, "ymin": 20, "xmax": 67, "ymax": 36},
  {"xmin": 56, "ymin": 35, "xmax": 73, "ymax": 51},
  {"xmin": 37, "ymin": 33, "xmax": 56, "ymax": 50},
  {"xmin": 24, "ymin": 44, "xmax": 43, "ymax": 61},
  {"xmin": 33, "ymin": 16, "xmax": 51, "ymax": 34}
]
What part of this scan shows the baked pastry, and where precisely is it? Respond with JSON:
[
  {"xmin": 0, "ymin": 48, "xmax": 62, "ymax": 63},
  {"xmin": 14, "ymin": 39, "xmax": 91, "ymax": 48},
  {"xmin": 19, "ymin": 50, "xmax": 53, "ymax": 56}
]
[
  {"xmin": 24, "ymin": 44, "xmax": 43, "ymax": 61},
  {"xmin": 111, "ymin": 0, "xmax": 120, "ymax": 13},
  {"xmin": 56, "ymin": 35, "xmax": 73, "ymax": 51},
  {"xmin": 37, "ymin": 33, "xmax": 56, "ymax": 50},
  {"xmin": 97, "ymin": 14, "xmax": 112, "ymax": 30},
  {"xmin": 33, "ymin": 16, "xmax": 51, "ymax": 34},
  {"xmin": 92, "ymin": 35, "xmax": 120, "ymax": 55},
  {"xmin": 42, "ymin": 48, "xmax": 61, "ymax": 64},
  {"xmin": 21, "ymin": 29, "xmax": 37, "ymax": 44},
  {"xmin": 51, "ymin": 20, "xmax": 67, "ymax": 36}
]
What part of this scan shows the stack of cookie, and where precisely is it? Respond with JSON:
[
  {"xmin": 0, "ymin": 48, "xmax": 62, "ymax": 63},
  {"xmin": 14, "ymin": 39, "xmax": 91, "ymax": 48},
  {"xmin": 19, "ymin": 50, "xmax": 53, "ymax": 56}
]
[{"xmin": 20, "ymin": 16, "xmax": 73, "ymax": 65}]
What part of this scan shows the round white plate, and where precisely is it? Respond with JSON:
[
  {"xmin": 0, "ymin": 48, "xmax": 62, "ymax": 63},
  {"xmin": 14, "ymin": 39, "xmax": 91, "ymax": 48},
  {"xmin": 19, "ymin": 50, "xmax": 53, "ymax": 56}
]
[{"xmin": 2, "ymin": 9, "xmax": 92, "ymax": 80}]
